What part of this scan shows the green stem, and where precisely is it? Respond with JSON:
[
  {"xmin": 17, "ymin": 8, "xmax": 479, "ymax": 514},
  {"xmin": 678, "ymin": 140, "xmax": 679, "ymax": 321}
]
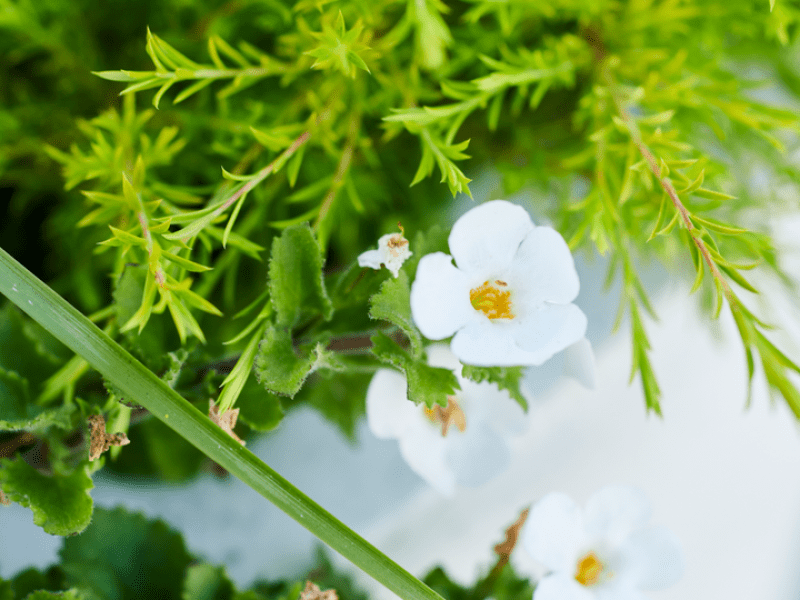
[{"xmin": 0, "ymin": 246, "xmax": 443, "ymax": 600}]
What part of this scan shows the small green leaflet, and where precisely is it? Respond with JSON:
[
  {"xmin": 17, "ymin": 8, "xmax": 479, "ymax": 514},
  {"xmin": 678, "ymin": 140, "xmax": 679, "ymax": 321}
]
[
  {"xmin": 368, "ymin": 271, "xmax": 423, "ymax": 358},
  {"xmin": 370, "ymin": 332, "xmax": 459, "ymax": 409},
  {"xmin": 254, "ymin": 326, "xmax": 343, "ymax": 397}
]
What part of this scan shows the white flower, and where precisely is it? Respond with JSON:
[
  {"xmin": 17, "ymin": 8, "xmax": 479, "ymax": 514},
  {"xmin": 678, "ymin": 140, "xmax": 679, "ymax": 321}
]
[
  {"xmin": 358, "ymin": 228, "xmax": 412, "ymax": 278},
  {"xmin": 410, "ymin": 200, "xmax": 587, "ymax": 367},
  {"xmin": 522, "ymin": 486, "xmax": 684, "ymax": 600},
  {"xmin": 366, "ymin": 345, "xmax": 527, "ymax": 495}
]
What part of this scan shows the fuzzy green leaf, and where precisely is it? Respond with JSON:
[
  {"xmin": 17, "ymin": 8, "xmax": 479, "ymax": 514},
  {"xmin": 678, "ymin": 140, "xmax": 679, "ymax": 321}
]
[
  {"xmin": 369, "ymin": 271, "xmax": 422, "ymax": 358},
  {"xmin": 370, "ymin": 332, "xmax": 459, "ymax": 409},
  {"xmin": 0, "ymin": 459, "xmax": 94, "ymax": 536},
  {"xmin": 0, "ymin": 379, "xmax": 76, "ymax": 430},
  {"xmin": 254, "ymin": 326, "xmax": 316, "ymax": 397},
  {"xmin": 268, "ymin": 224, "xmax": 334, "ymax": 328}
]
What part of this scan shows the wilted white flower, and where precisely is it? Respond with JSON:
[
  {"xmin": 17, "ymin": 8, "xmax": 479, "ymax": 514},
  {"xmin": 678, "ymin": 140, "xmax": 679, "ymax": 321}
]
[
  {"xmin": 366, "ymin": 345, "xmax": 527, "ymax": 495},
  {"xmin": 522, "ymin": 486, "xmax": 684, "ymax": 600},
  {"xmin": 410, "ymin": 200, "xmax": 587, "ymax": 367},
  {"xmin": 358, "ymin": 227, "xmax": 412, "ymax": 278}
]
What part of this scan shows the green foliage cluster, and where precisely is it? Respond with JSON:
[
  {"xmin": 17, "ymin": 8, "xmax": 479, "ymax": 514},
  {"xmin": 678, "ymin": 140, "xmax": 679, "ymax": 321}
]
[
  {"xmin": 0, "ymin": 506, "xmax": 367, "ymax": 600},
  {"xmin": 2, "ymin": 0, "xmax": 800, "ymax": 587},
  {"xmin": 0, "ymin": 505, "xmax": 534, "ymax": 600}
]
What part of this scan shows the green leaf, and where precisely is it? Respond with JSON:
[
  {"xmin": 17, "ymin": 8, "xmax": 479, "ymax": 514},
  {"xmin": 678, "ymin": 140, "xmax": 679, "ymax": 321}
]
[
  {"xmin": 0, "ymin": 304, "xmax": 70, "ymax": 387},
  {"xmin": 0, "ymin": 381, "xmax": 76, "ymax": 431},
  {"xmin": 60, "ymin": 506, "xmax": 193, "ymax": 600},
  {"xmin": 92, "ymin": 70, "xmax": 154, "ymax": 82},
  {"xmin": 268, "ymin": 224, "xmax": 334, "ymax": 328},
  {"xmin": 235, "ymin": 377, "xmax": 285, "ymax": 432},
  {"xmin": 253, "ymin": 326, "xmax": 316, "ymax": 397},
  {"xmin": 369, "ymin": 272, "xmax": 422, "ymax": 358},
  {"xmin": 461, "ymin": 365, "xmax": 529, "ymax": 411},
  {"xmin": 691, "ymin": 188, "xmax": 736, "ymax": 201},
  {"xmin": 160, "ymin": 250, "xmax": 212, "ymax": 272},
  {"xmin": 0, "ymin": 458, "xmax": 94, "ymax": 536},
  {"xmin": 370, "ymin": 332, "xmax": 459, "ymax": 409},
  {"xmin": 182, "ymin": 565, "xmax": 234, "ymax": 600}
]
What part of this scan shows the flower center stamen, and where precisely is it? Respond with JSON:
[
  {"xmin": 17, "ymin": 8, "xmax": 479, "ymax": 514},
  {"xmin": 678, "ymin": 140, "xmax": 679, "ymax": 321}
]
[
  {"xmin": 386, "ymin": 233, "xmax": 409, "ymax": 257},
  {"xmin": 469, "ymin": 280, "xmax": 514, "ymax": 320},
  {"xmin": 574, "ymin": 552, "xmax": 603, "ymax": 586},
  {"xmin": 424, "ymin": 395, "xmax": 467, "ymax": 436}
]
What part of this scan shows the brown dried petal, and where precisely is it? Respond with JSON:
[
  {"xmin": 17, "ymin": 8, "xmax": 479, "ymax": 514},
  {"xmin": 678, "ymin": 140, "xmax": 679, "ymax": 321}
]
[
  {"xmin": 209, "ymin": 401, "xmax": 245, "ymax": 445},
  {"xmin": 88, "ymin": 414, "xmax": 130, "ymax": 461},
  {"xmin": 299, "ymin": 581, "xmax": 338, "ymax": 600}
]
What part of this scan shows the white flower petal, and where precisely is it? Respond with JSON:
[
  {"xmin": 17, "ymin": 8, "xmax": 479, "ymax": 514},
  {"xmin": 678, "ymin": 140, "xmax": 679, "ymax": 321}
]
[
  {"xmin": 410, "ymin": 252, "xmax": 477, "ymax": 340},
  {"xmin": 448, "ymin": 200, "xmax": 534, "ymax": 277},
  {"xmin": 512, "ymin": 304, "xmax": 588, "ymax": 365},
  {"xmin": 444, "ymin": 423, "xmax": 510, "ymax": 488},
  {"xmin": 425, "ymin": 343, "xmax": 463, "ymax": 372},
  {"xmin": 507, "ymin": 226, "xmax": 580, "ymax": 306},
  {"xmin": 366, "ymin": 369, "xmax": 418, "ymax": 439},
  {"xmin": 563, "ymin": 337, "xmax": 596, "ymax": 389},
  {"xmin": 533, "ymin": 575, "xmax": 594, "ymax": 600},
  {"xmin": 584, "ymin": 486, "xmax": 651, "ymax": 547},
  {"xmin": 523, "ymin": 492, "xmax": 586, "ymax": 573},
  {"xmin": 358, "ymin": 233, "xmax": 412, "ymax": 277},
  {"xmin": 398, "ymin": 421, "xmax": 456, "ymax": 495},
  {"xmin": 617, "ymin": 526, "xmax": 684, "ymax": 591},
  {"xmin": 594, "ymin": 585, "xmax": 648, "ymax": 600},
  {"xmin": 451, "ymin": 320, "xmax": 545, "ymax": 366},
  {"xmin": 459, "ymin": 379, "xmax": 527, "ymax": 435},
  {"xmin": 357, "ymin": 248, "xmax": 384, "ymax": 270}
]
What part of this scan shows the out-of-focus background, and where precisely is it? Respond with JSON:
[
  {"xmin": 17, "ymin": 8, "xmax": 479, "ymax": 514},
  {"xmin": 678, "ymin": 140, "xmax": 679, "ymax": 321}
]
[{"xmin": 3, "ymin": 190, "xmax": 800, "ymax": 600}]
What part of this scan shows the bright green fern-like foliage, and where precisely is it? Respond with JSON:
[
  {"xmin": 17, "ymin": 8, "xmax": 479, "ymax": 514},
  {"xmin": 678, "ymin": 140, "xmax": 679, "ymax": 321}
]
[{"xmin": 2, "ymin": 0, "xmax": 800, "ymax": 574}]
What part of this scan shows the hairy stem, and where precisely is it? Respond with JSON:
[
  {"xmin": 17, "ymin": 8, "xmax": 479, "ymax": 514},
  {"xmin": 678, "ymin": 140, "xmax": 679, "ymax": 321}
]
[{"xmin": 606, "ymin": 73, "xmax": 736, "ymax": 305}]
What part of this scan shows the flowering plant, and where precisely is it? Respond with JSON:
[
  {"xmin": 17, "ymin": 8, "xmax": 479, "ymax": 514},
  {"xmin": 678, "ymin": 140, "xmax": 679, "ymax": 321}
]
[
  {"xmin": 1, "ymin": 1, "xmax": 799, "ymax": 599},
  {"xmin": 522, "ymin": 486, "xmax": 684, "ymax": 600},
  {"xmin": 367, "ymin": 345, "xmax": 526, "ymax": 494},
  {"xmin": 411, "ymin": 200, "xmax": 588, "ymax": 367}
]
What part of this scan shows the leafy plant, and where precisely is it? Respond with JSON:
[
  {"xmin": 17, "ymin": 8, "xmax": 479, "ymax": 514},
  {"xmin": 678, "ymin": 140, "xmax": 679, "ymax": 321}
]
[{"xmin": 2, "ymin": 0, "xmax": 800, "ymax": 598}]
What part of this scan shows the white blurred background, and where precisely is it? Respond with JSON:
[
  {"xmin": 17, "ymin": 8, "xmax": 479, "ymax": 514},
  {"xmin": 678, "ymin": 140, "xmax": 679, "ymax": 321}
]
[{"xmin": 2, "ymin": 183, "xmax": 800, "ymax": 600}]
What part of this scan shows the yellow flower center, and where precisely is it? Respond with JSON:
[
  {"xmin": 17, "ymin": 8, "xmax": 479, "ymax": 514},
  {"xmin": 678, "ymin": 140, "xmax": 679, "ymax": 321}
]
[
  {"xmin": 575, "ymin": 552, "xmax": 603, "ymax": 586},
  {"xmin": 469, "ymin": 280, "xmax": 514, "ymax": 320},
  {"xmin": 424, "ymin": 395, "xmax": 467, "ymax": 436}
]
